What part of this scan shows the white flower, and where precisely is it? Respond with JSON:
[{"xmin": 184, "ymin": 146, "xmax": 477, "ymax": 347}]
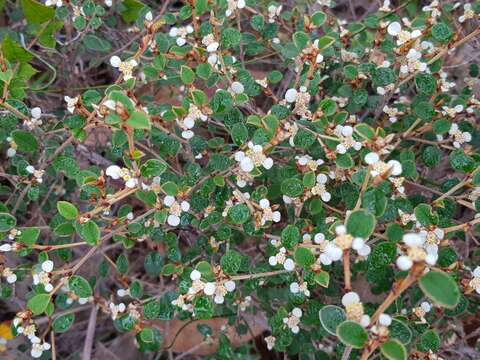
[
  {"xmin": 64, "ymin": 96, "xmax": 79, "ymax": 113},
  {"xmin": 41, "ymin": 260, "xmax": 54, "ymax": 273},
  {"xmin": 190, "ymin": 269, "xmax": 201, "ymax": 281},
  {"xmin": 365, "ymin": 152, "xmax": 380, "ymax": 165},
  {"xmin": 342, "ymin": 292, "xmax": 360, "ymax": 307},
  {"xmin": 230, "ymin": 81, "xmax": 244, "ymax": 94},
  {"xmin": 421, "ymin": 301, "xmax": 432, "ymax": 313},
  {"xmin": 0, "ymin": 243, "xmax": 13, "ymax": 252},
  {"xmin": 396, "ymin": 255, "xmax": 413, "ymax": 271},
  {"xmin": 145, "ymin": 11, "xmax": 153, "ymax": 22},
  {"xmin": 203, "ymin": 282, "xmax": 216, "ymax": 296},
  {"xmin": 379, "ymin": 313, "xmax": 392, "ymax": 327},
  {"xmin": 283, "ymin": 258, "xmax": 295, "ymax": 271},
  {"xmin": 387, "ymin": 22, "xmax": 402, "ymax": 36},
  {"xmin": 110, "ymin": 56, "xmax": 138, "ymax": 81},
  {"xmin": 290, "ymin": 282, "xmax": 300, "ymax": 293},
  {"xmin": 169, "ymin": 25, "xmax": 194, "ymax": 46},
  {"xmin": 285, "ymin": 88, "xmax": 298, "ymax": 103},
  {"xmin": 31, "ymin": 107, "xmax": 42, "ymax": 119}
]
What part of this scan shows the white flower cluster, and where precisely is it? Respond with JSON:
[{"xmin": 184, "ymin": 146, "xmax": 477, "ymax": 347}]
[
  {"xmin": 2, "ymin": 267, "xmax": 17, "ymax": 284},
  {"xmin": 458, "ymin": 3, "xmax": 475, "ymax": 23},
  {"xmin": 387, "ymin": 21, "xmax": 422, "ymax": 46},
  {"xmin": 234, "ymin": 142, "xmax": 273, "ymax": 173},
  {"xmin": 225, "ymin": 0, "xmax": 245, "ymax": 17},
  {"xmin": 413, "ymin": 301, "xmax": 432, "ymax": 323},
  {"xmin": 32, "ymin": 260, "xmax": 54, "ymax": 292},
  {"xmin": 64, "ymin": 95, "xmax": 79, "ymax": 113},
  {"xmin": 396, "ymin": 233, "xmax": 438, "ymax": 271},
  {"xmin": 383, "ymin": 105, "xmax": 404, "ymax": 123},
  {"xmin": 284, "ymin": 87, "xmax": 312, "ymax": 119},
  {"xmin": 105, "ymin": 165, "xmax": 138, "ymax": 188},
  {"xmin": 342, "ymin": 292, "xmax": 370, "ymax": 327},
  {"xmin": 364, "ymin": 152, "xmax": 402, "ymax": 178},
  {"xmin": 109, "ymin": 302, "xmax": 126, "ymax": 320},
  {"xmin": 110, "ymin": 56, "xmax": 138, "ymax": 81},
  {"xmin": 309, "ymin": 232, "xmax": 343, "ymax": 265},
  {"xmin": 282, "ymin": 307, "xmax": 302, "ymax": 334},
  {"xmin": 257, "ymin": 198, "xmax": 281, "ymax": 226},
  {"xmin": 334, "ymin": 225, "xmax": 371, "ymax": 257},
  {"xmin": 26, "ymin": 165, "xmax": 45, "ymax": 184},
  {"xmin": 296, "ymin": 155, "xmax": 324, "ymax": 171},
  {"xmin": 267, "ymin": 4, "xmax": 282, "ymax": 23},
  {"xmin": 422, "ymin": 1, "xmax": 441, "ymax": 21},
  {"xmin": 163, "ymin": 195, "xmax": 190, "ymax": 226},
  {"xmin": 169, "ymin": 25, "xmax": 194, "ymax": 46},
  {"xmin": 265, "ymin": 335, "xmax": 276, "ymax": 350},
  {"xmin": 333, "ymin": 125, "xmax": 362, "ymax": 154},
  {"xmin": 24, "ymin": 107, "xmax": 43, "ymax": 130},
  {"xmin": 469, "ymin": 266, "xmax": 480, "ymax": 294},
  {"xmin": 311, "ymin": 173, "xmax": 332, "ymax": 202},
  {"xmin": 289, "ymin": 281, "xmax": 310, "ymax": 297},
  {"xmin": 400, "ymin": 48, "xmax": 427, "ymax": 76},
  {"xmin": 13, "ymin": 312, "xmax": 51, "ymax": 358},
  {"xmin": 178, "ymin": 103, "xmax": 208, "ymax": 139},
  {"xmin": 268, "ymin": 242, "xmax": 295, "ymax": 271}
]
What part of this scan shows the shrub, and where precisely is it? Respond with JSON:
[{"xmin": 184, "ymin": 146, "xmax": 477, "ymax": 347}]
[{"xmin": 0, "ymin": 0, "xmax": 480, "ymax": 359}]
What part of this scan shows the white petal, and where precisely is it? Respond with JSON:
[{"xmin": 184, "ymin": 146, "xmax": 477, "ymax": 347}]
[
  {"xmin": 203, "ymin": 282, "xmax": 216, "ymax": 295},
  {"xmin": 365, "ymin": 152, "xmax": 379, "ymax": 165},
  {"xmin": 31, "ymin": 107, "xmax": 42, "ymax": 119},
  {"xmin": 285, "ymin": 88, "xmax": 298, "ymax": 103},
  {"xmin": 167, "ymin": 214, "xmax": 180, "ymax": 226},
  {"xmin": 342, "ymin": 291, "xmax": 360, "ymax": 306},
  {"xmin": 41, "ymin": 260, "xmax": 54, "ymax": 273},
  {"xmin": 396, "ymin": 255, "xmax": 413, "ymax": 271},
  {"xmin": 387, "ymin": 22, "xmax": 401, "ymax": 36},
  {"xmin": 190, "ymin": 269, "xmax": 201, "ymax": 281},
  {"xmin": 110, "ymin": 56, "xmax": 122, "ymax": 67}
]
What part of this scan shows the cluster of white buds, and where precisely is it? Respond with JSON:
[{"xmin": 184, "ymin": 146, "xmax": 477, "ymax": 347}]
[
  {"xmin": 387, "ymin": 21, "xmax": 422, "ymax": 46},
  {"xmin": 396, "ymin": 233, "xmax": 438, "ymax": 271},
  {"xmin": 439, "ymin": 71, "xmax": 455, "ymax": 92},
  {"xmin": 267, "ymin": 4, "xmax": 282, "ymax": 23},
  {"xmin": 110, "ymin": 56, "xmax": 138, "ymax": 81},
  {"xmin": 284, "ymin": 87, "xmax": 312, "ymax": 119},
  {"xmin": 418, "ymin": 226, "xmax": 444, "ymax": 249},
  {"xmin": 234, "ymin": 142, "xmax": 273, "ymax": 173},
  {"xmin": 296, "ymin": 155, "xmax": 324, "ymax": 171},
  {"xmin": 265, "ymin": 335, "xmax": 276, "ymax": 350},
  {"xmin": 32, "ymin": 260, "xmax": 54, "ymax": 292},
  {"xmin": 413, "ymin": 301, "xmax": 432, "ymax": 323},
  {"xmin": 383, "ymin": 105, "xmax": 404, "ymax": 123},
  {"xmin": 24, "ymin": 107, "xmax": 43, "ymax": 130},
  {"xmin": 469, "ymin": 266, "xmax": 480, "ymax": 294},
  {"xmin": 169, "ymin": 25, "xmax": 194, "ymax": 46},
  {"xmin": 45, "ymin": 0, "xmax": 62, "ymax": 7},
  {"xmin": 257, "ymin": 198, "xmax": 281, "ymax": 226},
  {"xmin": 225, "ymin": 0, "xmax": 245, "ymax": 17},
  {"xmin": 64, "ymin": 95, "xmax": 79, "ymax": 114},
  {"xmin": 446, "ymin": 123, "xmax": 472, "ymax": 148},
  {"xmin": 310, "ymin": 173, "xmax": 332, "ymax": 202},
  {"xmin": 442, "ymin": 104, "xmax": 463, "ymax": 118},
  {"xmin": 202, "ymin": 33, "xmax": 220, "ymax": 53},
  {"xmin": 6, "ymin": 137, "xmax": 17, "ymax": 157},
  {"xmin": 178, "ymin": 103, "xmax": 208, "ymax": 139},
  {"xmin": 309, "ymin": 232, "xmax": 343, "ymax": 265},
  {"xmin": 14, "ymin": 313, "xmax": 51, "ymax": 358},
  {"xmin": 333, "ymin": 125, "xmax": 362, "ymax": 154},
  {"xmin": 2, "ymin": 267, "xmax": 17, "ymax": 284},
  {"xmin": 108, "ymin": 302, "xmax": 126, "ymax": 320},
  {"xmin": 458, "ymin": 3, "xmax": 475, "ymax": 23},
  {"xmin": 163, "ymin": 195, "xmax": 190, "ymax": 226},
  {"xmin": 187, "ymin": 270, "xmax": 236, "ymax": 305},
  {"xmin": 289, "ymin": 281, "xmax": 310, "ymax": 297},
  {"xmin": 105, "ymin": 165, "xmax": 138, "ymax": 188},
  {"xmin": 268, "ymin": 242, "xmax": 295, "ymax": 271},
  {"xmin": 282, "ymin": 307, "xmax": 302, "ymax": 334},
  {"xmin": 26, "ymin": 165, "xmax": 45, "ymax": 184},
  {"xmin": 334, "ymin": 225, "xmax": 371, "ymax": 257},
  {"xmin": 342, "ymin": 292, "xmax": 370, "ymax": 327},
  {"xmin": 422, "ymin": 1, "xmax": 441, "ymax": 21},
  {"xmin": 364, "ymin": 152, "xmax": 402, "ymax": 178},
  {"xmin": 400, "ymin": 48, "xmax": 427, "ymax": 76}
]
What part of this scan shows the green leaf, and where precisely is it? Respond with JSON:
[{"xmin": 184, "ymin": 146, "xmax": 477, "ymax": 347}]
[
  {"xmin": 314, "ymin": 270, "xmax": 330, "ymax": 287},
  {"xmin": 281, "ymin": 225, "xmax": 301, "ymax": 250},
  {"xmin": 193, "ymin": 296, "xmax": 214, "ymax": 319},
  {"xmin": 52, "ymin": 313, "xmax": 75, "ymax": 333},
  {"xmin": 281, "ymin": 178, "xmax": 304, "ymax": 198},
  {"xmin": 180, "ymin": 65, "xmax": 196, "ymax": 85},
  {"xmin": 221, "ymin": 28, "xmax": 241, "ymax": 48},
  {"xmin": 77, "ymin": 221, "xmax": 100, "ymax": 246},
  {"xmin": 120, "ymin": 0, "xmax": 145, "ymax": 23},
  {"xmin": 316, "ymin": 35, "xmax": 336, "ymax": 51},
  {"xmin": 415, "ymin": 74, "xmax": 437, "ymax": 95},
  {"xmin": 17, "ymin": 227, "xmax": 40, "ymax": 245},
  {"xmin": 27, "ymin": 293, "xmax": 50, "ymax": 315},
  {"xmin": 230, "ymin": 123, "xmax": 248, "ymax": 146},
  {"xmin": 116, "ymin": 254, "xmax": 129, "ymax": 274},
  {"xmin": 2, "ymin": 36, "xmax": 33, "ymax": 63},
  {"xmin": 0, "ymin": 213, "xmax": 17, "ymax": 232},
  {"xmin": 12, "ymin": 130, "xmax": 38, "ymax": 153},
  {"xmin": 449, "ymin": 149, "xmax": 475, "ymax": 173},
  {"xmin": 418, "ymin": 270, "xmax": 460, "ymax": 309},
  {"xmin": 336, "ymin": 153, "xmax": 354, "ymax": 169},
  {"xmin": 127, "ymin": 111, "xmax": 151, "ymax": 130},
  {"xmin": 336, "ymin": 320, "xmax": 369, "ymax": 349},
  {"xmin": 293, "ymin": 31, "xmax": 310, "ymax": 50},
  {"xmin": 21, "ymin": 0, "xmax": 55, "ymax": 24},
  {"xmin": 431, "ymin": 22, "xmax": 453, "ymax": 43},
  {"xmin": 418, "ymin": 330, "xmax": 440, "ymax": 352},
  {"xmin": 140, "ymin": 159, "xmax": 167, "ymax": 178},
  {"xmin": 414, "ymin": 204, "xmax": 438, "ymax": 227},
  {"xmin": 422, "ymin": 146, "xmax": 441, "ymax": 168},
  {"xmin": 346, "ymin": 209, "xmax": 376, "ymax": 238},
  {"xmin": 311, "ymin": 11, "xmax": 327, "ymax": 27},
  {"xmin": 69, "ymin": 275, "xmax": 93, "ymax": 298},
  {"xmin": 319, "ymin": 305, "xmax": 346, "ymax": 335},
  {"xmin": 83, "ymin": 34, "xmax": 112, "ymax": 53},
  {"xmin": 294, "ymin": 247, "xmax": 315, "ymax": 267},
  {"xmin": 220, "ymin": 250, "xmax": 242, "ymax": 275},
  {"xmin": 380, "ymin": 339, "xmax": 407, "ymax": 360},
  {"xmin": 228, "ymin": 204, "xmax": 250, "ymax": 224},
  {"xmin": 389, "ymin": 318, "xmax": 412, "ymax": 345},
  {"xmin": 57, "ymin": 201, "xmax": 79, "ymax": 220}
]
